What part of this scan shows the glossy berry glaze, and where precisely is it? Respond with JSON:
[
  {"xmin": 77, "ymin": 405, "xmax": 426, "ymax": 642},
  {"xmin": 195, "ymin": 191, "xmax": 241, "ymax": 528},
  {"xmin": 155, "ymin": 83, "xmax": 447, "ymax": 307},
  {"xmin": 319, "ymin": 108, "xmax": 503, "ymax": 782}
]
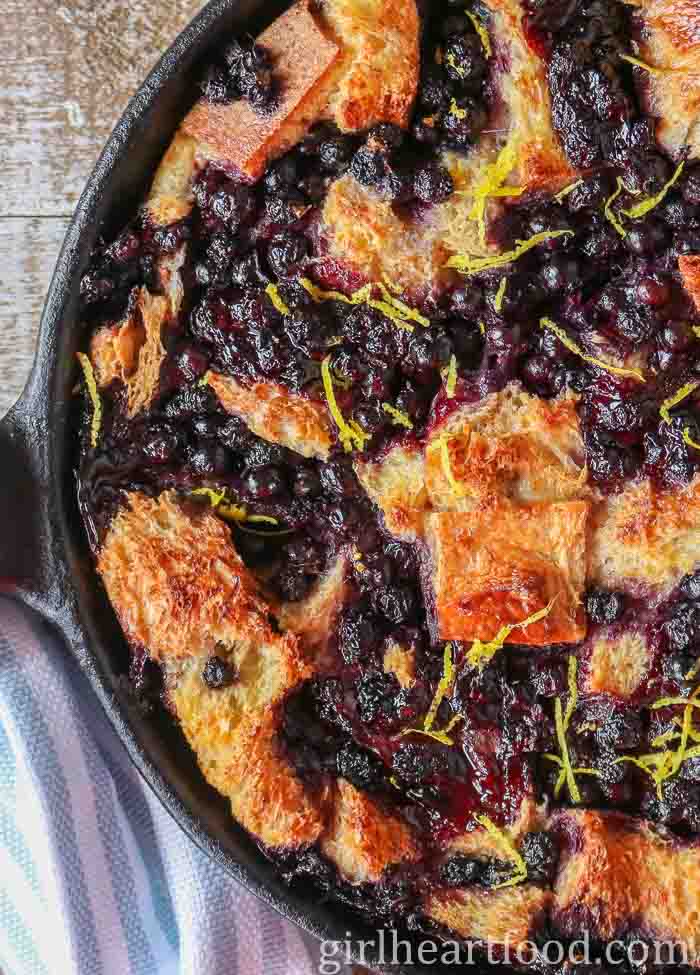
[{"xmin": 76, "ymin": 0, "xmax": 700, "ymax": 945}]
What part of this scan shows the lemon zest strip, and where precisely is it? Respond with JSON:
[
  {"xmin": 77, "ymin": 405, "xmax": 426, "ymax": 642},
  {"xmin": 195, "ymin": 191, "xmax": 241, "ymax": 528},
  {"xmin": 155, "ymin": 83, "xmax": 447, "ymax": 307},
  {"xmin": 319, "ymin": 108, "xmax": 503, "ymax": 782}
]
[
  {"xmin": 540, "ymin": 317, "xmax": 645, "ymax": 382},
  {"xmin": 77, "ymin": 352, "xmax": 102, "ymax": 448},
  {"xmin": 660, "ymin": 381, "xmax": 699, "ymax": 424},
  {"xmin": 622, "ymin": 161, "xmax": 685, "ymax": 220},
  {"xmin": 449, "ymin": 98, "xmax": 467, "ymax": 120},
  {"xmin": 439, "ymin": 433, "xmax": 467, "ymax": 496},
  {"xmin": 554, "ymin": 179, "xmax": 583, "ymax": 203},
  {"xmin": 321, "ymin": 356, "xmax": 365, "ymax": 453},
  {"xmin": 446, "ymin": 52, "xmax": 465, "ymax": 78},
  {"xmin": 604, "ymin": 178, "xmax": 628, "ymax": 237},
  {"xmin": 544, "ymin": 657, "xmax": 601, "ymax": 802},
  {"xmin": 445, "ymin": 354, "xmax": 458, "ymax": 398},
  {"xmin": 191, "ymin": 486, "xmax": 227, "ymax": 507},
  {"xmin": 620, "ymin": 53, "xmax": 665, "ymax": 74},
  {"xmin": 465, "ymin": 140, "xmax": 522, "ymax": 247},
  {"xmin": 465, "ymin": 10, "xmax": 492, "ymax": 56},
  {"xmin": 265, "ymin": 283, "xmax": 290, "ymax": 315},
  {"xmin": 683, "ymin": 429, "xmax": 700, "ymax": 450},
  {"xmin": 494, "ymin": 277, "xmax": 507, "ymax": 312},
  {"xmin": 447, "ymin": 230, "xmax": 572, "ymax": 274},
  {"xmin": 382, "ymin": 403, "xmax": 414, "ymax": 429},
  {"xmin": 376, "ymin": 283, "xmax": 429, "ymax": 327},
  {"xmin": 466, "ymin": 598, "xmax": 557, "ymax": 670},
  {"xmin": 424, "ymin": 643, "xmax": 456, "ymax": 732},
  {"xmin": 473, "ymin": 815, "xmax": 527, "ymax": 888}
]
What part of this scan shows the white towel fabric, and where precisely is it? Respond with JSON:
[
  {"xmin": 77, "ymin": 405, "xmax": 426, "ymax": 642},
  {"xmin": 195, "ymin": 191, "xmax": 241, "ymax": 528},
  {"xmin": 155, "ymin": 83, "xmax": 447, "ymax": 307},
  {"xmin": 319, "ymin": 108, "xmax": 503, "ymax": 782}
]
[{"xmin": 0, "ymin": 596, "xmax": 340, "ymax": 975}]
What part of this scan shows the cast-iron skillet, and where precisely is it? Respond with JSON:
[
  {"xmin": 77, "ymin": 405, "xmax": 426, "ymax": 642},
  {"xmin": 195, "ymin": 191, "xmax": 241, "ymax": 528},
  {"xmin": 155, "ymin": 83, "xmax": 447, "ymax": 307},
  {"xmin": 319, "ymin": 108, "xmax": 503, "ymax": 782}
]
[{"xmin": 0, "ymin": 2, "xmax": 475, "ymax": 970}]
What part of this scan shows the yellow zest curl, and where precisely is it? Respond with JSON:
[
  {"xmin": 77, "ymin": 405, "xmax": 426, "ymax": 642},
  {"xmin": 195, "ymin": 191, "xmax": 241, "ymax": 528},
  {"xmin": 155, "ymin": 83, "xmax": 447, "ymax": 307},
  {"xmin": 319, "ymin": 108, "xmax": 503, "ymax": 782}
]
[
  {"xmin": 604, "ymin": 178, "xmax": 627, "ymax": 238},
  {"xmin": 449, "ymin": 98, "xmax": 467, "ymax": 120},
  {"xmin": 466, "ymin": 598, "xmax": 557, "ymax": 670},
  {"xmin": 382, "ymin": 403, "xmax": 414, "ymax": 429},
  {"xmin": 265, "ymin": 283, "xmax": 290, "ymax": 315},
  {"xmin": 554, "ymin": 179, "xmax": 583, "ymax": 203},
  {"xmin": 660, "ymin": 381, "xmax": 699, "ymax": 424},
  {"xmin": 622, "ymin": 161, "xmax": 685, "ymax": 220},
  {"xmin": 620, "ymin": 53, "xmax": 665, "ymax": 74},
  {"xmin": 299, "ymin": 277, "xmax": 422, "ymax": 331},
  {"xmin": 544, "ymin": 657, "xmax": 601, "ymax": 803},
  {"xmin": 494, "ymin": 277, "xmax": 507, "ymax": 313},
  {"xmin": 401, "ymin": 645, "xmax": 462, "ymax": 745},
  {"xmin": 445, "ymin": 355, "xmax": 458, "ymax": 398},
  {"xmin": 465, "ymin": 140, "xmax": 523, "ymax": 247},
  {"xmin": 77, "ymin": 353, "xmax": 102, "ymax": 448},
  {"xmin": 465, "ymin": 10, "xmax": 492, "ymax": 57},
  {"xmin": 474, "ymin": 815, "xmax": 527, "ymax": 888},
  {"xmin": 540, "ymin": 318, "xmax": 645, "ymax": 382},
  {"xmin": 447, "ymin": 230, "xmax": 573, "ymax": 275},
  {"xmin": 446, "ymin": 51, "xmax": 466, "ymax": 78},
  {"xmin": 321, "ymin": 356, "xmax": 368, "ymax": 453},
  {"xmin": 439, "ymin": 433, "xmax": 466, "ymax": 496}
]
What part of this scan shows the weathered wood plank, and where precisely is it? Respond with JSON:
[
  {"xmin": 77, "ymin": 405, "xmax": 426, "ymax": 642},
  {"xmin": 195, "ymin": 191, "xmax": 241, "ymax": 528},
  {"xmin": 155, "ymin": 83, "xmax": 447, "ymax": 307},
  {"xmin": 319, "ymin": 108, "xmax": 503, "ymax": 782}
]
[
  {"xmin": 1, "ymin": 0, "xmax": 204, "ymax": 217},
  {"xmin": 0, "ymin": 218, "xmax": 69, "ymax": 416}
]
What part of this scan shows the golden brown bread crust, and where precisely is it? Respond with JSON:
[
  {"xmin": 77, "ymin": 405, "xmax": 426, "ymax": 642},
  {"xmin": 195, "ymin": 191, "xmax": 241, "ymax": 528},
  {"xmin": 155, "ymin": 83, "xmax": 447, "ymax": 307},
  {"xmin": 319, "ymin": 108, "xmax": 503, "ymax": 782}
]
[
  {"xmin": 182, "ymin": 1, "xmax": 341, "ymax": 182},
  {"xmin": 423, "ymin": 885, "xmax": 551, "ymax": 950},
  {"xmin": 90, "ymin": 287, "xmax": 170, "ymax": 417},
  {"xmin": 424, "ymin": 388, "xmax": 587, "ymax": 511},
  {"xmin": 552, "ymin": 810, "xmax": 700, "ymax": 962},
  {"xmin": 278, "ymin": 552, "xmax": 350, "ymax": 669},
  {"xmin": 100, "ymin": 490, "xmax": 325, "ymax": 849},
  {"xmin": 585, "ymin": 629, "xmax": 652, "ymax": 698},
  {"xmin": 206, "ymin": 370, "xmax": 333, "ymax": 459},
  {"xmin": 485, "ymin": 0, "xmax": 577, "ymax": 192},
  {"xmin": 146, "ymin": 132, "xmax": 198, "ymax": 226},
  {"xmin": 97, "ymin": 491, "xmax": 273, "ymax": 662},
  {"xmin": 355, "ymin": 443, "xmax": 429, "ymax": 541},
  {"xmin": 424, "ymin": 502, "xmax": 589, "ymax": 644},
  {"xmin": 679, "ymin": 254, "xmax": 700, "ymax": 311},
  {"xmin": 635, "ymin": 0, "xmax": 700, "ymax": 159},
  {"xmin": 589, "ymin": 475, "xmax": 700, "ymax": 596},
  {"xmin": 321, "ymin": 778, "xmax": 420, "ymax": 883},
  {"xmin": 319, "ymin": 0, "xmax": 420, "ymax": 132}
]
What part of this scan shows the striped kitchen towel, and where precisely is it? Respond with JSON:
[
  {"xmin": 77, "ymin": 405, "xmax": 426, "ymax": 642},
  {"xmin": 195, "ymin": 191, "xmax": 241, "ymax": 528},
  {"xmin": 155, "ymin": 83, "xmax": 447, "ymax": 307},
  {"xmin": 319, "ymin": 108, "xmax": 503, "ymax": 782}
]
[{"xmin": 0, "ymin": 596, "xmax": 345, "ymax": 975}]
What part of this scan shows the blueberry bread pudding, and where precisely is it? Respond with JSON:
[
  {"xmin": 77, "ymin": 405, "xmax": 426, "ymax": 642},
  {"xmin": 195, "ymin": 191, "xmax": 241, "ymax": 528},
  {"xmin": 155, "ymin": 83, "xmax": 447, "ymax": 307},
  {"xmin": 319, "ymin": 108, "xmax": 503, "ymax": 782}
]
[{"xmin": 76, "ymin": 0, "xmax": 700, "ymax": 965}]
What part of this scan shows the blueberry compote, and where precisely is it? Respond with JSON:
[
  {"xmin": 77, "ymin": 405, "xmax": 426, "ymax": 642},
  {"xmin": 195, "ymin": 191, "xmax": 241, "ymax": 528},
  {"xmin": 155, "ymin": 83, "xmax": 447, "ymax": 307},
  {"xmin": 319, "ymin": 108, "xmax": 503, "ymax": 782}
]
[{"xmin": 76, "ymin": 0, "xmax": 700, "ymax": 944}]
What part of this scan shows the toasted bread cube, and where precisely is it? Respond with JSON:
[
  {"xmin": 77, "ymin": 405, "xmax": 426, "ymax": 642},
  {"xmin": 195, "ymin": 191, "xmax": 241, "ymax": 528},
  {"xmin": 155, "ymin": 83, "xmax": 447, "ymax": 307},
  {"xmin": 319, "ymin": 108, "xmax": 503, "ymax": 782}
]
[
  {"xmin": 585, "ymin": 630, "xmax": 652, "ymax": 699},
  {"xmin": 424, "ymin": 501, "xmax": 589, "ymax": 645},
  {"xmin": 278, "ymin": 552, "xmax": 349, "ymax": 670},
  {"xmin": 355, "ymin": 443, "xmax": 429, "ymax": 540},
  {"xmin": 589, "ymin": 476, "xmax": 700, "ymax": 596},
  {"xmin": 320, "ymin": 0, "xmax": 419, "ymax": 132},
  {"xmin": 635, "ymin": 0, "xmax": 700, "ymax": 160},
  {"xmin": 206, "ymin": 371, "xmax": 332, "ymax": 459},
  {"xmin": 552, "ymin": 809, "xmax": 700, "ymax": 964},
  {"xmin": 146, "ymin": 132, "xmax": 198, "ymax": 227},
  {"xmin": 182, "ymin": 1, "xmax": 341, "ymax": 182},
  {"xmin": 679, "ymin": 254, "xmax": 700, "ymax": 312},
  {"xmin": 423, "ymin": 885, "xmax": 551, "ymax": 952},
  {"xmin": 321, "ymin": 778, "xmax": 420, "ymax": 883}
]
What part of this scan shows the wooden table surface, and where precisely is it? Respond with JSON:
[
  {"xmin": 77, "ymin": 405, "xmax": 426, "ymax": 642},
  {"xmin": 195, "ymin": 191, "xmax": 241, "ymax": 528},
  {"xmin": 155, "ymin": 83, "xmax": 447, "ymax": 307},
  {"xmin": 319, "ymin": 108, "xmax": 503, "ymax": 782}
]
[{"xmin": 0, "ymin": 0, "xmax": 206, "ymax": 418}]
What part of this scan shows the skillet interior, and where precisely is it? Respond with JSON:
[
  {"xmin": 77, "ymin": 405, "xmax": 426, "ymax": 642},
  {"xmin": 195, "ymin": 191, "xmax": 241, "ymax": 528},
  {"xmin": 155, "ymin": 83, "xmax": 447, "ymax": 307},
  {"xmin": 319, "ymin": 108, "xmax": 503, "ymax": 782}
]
[{"xmin": 0, "ymin": 1, "xmax": 466, "ymax": 969}]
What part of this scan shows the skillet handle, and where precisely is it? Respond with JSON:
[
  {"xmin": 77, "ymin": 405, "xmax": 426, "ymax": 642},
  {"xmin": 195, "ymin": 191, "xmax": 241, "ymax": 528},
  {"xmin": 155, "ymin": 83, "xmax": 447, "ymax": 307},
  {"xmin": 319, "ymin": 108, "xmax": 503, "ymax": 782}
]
[{"xmin": 0, "ymin": 379, "xmax": 55, "ymax": 605}]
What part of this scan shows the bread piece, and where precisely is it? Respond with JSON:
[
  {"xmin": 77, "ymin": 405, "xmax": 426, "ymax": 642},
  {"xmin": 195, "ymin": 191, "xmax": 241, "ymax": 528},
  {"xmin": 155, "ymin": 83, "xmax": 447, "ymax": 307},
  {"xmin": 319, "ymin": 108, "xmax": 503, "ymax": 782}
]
[
  {"xmin": 182, "ymin": 1, "xmax": 341, "ymax": 182},
  {"xmin": 90, "ymin": 287, "xmax": 169, "ymax": 417},
  {"xmin": 585, "ymin": 629, "xmax": 652, "ymax": 699},
  {"xmin": 383, "ymin": 641, "xmax": 416, "ymax": 688},
  {"xmin": 424, "ymin": 387, "xmax": 587, "ymax": 512},
  {"xmin": 423, "ymin": 885, "xmax": 551, "ymax": 951},
  {"xmin": 319, "ymin": 0, "xmax": 419, "ymax": 132},
  {"xmin": 278, "ymin": 551, "xmax": 349, "ymax": 669},
  {"xmin": 146, "ymin": 132, "xmax": 198, "ymax": 226},
  {"xmin": 552, "ymin": 809, "xmax": 700, "ymax": 963},
  {"xmin": 446, "ymin": 797, "xmax": 546, "ymax": 860},
  {"xmin": 634, "ymin": 0, "xmax": 700, "ymax": 160},
  {"xmin": 589, "ymin": 476, "xmax": 700, "ymax": 596},
  {"xmin": 485, "ymin": 0, "xmax": 577, "ymax": 192},
  {"xmin": 320, "ymin": 778, "xmax": 420, "ymax": 883},
  {"xmin": 424, "ymin": 501, "xmax": 589, "ymax": 644},
  {"xmin": 206, "ymin": 371, "xmax": 332, "ymax": 459},
  {"xmin": 321, "ymin": 175, "xmax": 451, "ymax": 291},
  {"xmin": 355, "ymin": 443, "xmax": 429, "ymax": 540},
  {"xmin": 98, "ymin": 491, "xmax": 273, "ymax": 662},
  {"xmin": 679, "ymin": 254, "xmax": 700, "ymax": 312}
]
